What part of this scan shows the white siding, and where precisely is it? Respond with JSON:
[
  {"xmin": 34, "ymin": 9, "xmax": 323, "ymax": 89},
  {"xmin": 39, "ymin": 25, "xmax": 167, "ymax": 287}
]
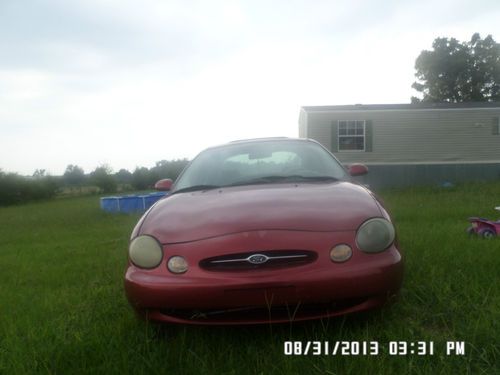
[{"xmin": 304, "ymin": 108, "xmax": 500, "ymax": 164}]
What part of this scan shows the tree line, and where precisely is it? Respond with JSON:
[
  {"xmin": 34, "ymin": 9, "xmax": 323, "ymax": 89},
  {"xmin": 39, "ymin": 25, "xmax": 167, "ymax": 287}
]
[{"xmin": 0, "ymin": 159, "xmax": 189, "ymax": 206}]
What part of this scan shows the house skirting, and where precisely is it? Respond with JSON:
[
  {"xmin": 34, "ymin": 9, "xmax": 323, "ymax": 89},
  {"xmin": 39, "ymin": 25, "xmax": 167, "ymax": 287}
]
[{"xmin": 351, "ymin": 162, "xmax": 500, "ymax": 189}]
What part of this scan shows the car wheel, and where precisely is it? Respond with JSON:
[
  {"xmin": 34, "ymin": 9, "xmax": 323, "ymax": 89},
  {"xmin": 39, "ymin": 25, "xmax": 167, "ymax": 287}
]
[
  {"xmin": 466, "ymin": 226, "xmax": 476, "ymax": 236},
  {"xmin": 481, "ymin": 229, "xmax": 495, "ymax": 239}
]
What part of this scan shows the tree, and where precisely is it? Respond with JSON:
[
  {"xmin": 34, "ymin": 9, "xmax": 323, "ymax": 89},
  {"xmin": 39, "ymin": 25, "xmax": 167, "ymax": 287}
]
[
  {"xmin": 63, "ymin": 164, "xmax": 85, "ymax": 187},
  {"xmin": 412, "ymin": 33, "xmax": 500, "ymax": 103},
  {"xmin": 115, "ymin": 168, "xmax": 133, "ymax": 184},
  {"xmin": 32, "ymin": 169, "xmax": 46, "ymax": 178},
  {"xmin": 90, "ymin": 165, "xmax": 117, "ymax": 193},
  {"xmin": 131, "ymin": 167, "xmax": 151, "ymax": 190},
  {"xmin": 151, "ymin": 158, "xmax": 189, "ymax": 181}
]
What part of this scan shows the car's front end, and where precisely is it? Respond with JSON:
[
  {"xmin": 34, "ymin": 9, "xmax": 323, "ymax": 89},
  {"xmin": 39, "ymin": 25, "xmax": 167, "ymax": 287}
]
[
  {"xmin": 124, "ymin": 175, "xmax": 404, "ymax": 325},
  {"xmin": 125, "ymin": 233, "xmax": 402, "ymax": 324}
]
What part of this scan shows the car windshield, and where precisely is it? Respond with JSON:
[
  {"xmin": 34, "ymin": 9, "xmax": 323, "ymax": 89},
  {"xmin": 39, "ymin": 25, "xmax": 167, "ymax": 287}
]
[{"xmin": 173, "ymin": 139, "xmax": 348, "ymax": 192}]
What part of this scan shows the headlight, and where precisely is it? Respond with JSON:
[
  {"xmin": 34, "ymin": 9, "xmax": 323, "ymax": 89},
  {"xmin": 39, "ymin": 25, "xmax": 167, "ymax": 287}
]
[
  {"xmin": 167, "ymin": 256, "xmax": 188, "ymax": 274},
  {"xmin": 356, "ymin": 218, "xmax": 395, "ymax": 253},
  {"xmin": 129, "ymin": 235, "xmax": 163, "ymax": 269}
]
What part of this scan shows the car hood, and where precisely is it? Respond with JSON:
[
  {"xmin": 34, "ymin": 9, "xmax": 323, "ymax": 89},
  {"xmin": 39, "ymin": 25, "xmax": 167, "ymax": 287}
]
[{"xmin": 140, "ymin": 182, "xmax": 382, "ymax": 243}]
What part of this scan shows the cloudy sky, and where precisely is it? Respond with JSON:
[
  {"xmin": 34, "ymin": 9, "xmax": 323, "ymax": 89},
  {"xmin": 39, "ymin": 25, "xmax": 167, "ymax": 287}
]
[{"xmin": 1, "ymin": 0, "xmax": 499, "ymax": 176}]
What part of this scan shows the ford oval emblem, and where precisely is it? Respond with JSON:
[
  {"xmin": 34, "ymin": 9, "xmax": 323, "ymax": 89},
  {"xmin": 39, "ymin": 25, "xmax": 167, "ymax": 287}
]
[{"xmin": 247, "ymin": 254, "xmax": 269, "ymax": 264}]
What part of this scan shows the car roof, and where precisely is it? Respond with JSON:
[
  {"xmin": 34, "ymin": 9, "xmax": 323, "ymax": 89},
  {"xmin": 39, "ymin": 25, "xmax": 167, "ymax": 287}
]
[
  {"xmin": 207, "ymin": 137, "xmax": 320, "ymax": 150},
  {"xmin": 229, "ymin": 137, "xmax": 291, "ymax": 143}
]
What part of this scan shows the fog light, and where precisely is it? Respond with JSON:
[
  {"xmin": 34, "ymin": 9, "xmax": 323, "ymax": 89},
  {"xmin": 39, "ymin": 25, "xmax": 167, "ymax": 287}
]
[
  {"xmin": 330, "ymin": 244, "xmax": 352, "ymax": 263},
  {"xmin": 167, "ymin": 256, "xmax": 188, "ymax": 274}
]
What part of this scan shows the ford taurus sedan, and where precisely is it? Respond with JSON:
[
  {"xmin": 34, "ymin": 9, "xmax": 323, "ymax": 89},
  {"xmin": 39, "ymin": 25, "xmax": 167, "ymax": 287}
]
[{"xmin": 124, "ymin": 138, "xmax": 403, "ymax": 324}]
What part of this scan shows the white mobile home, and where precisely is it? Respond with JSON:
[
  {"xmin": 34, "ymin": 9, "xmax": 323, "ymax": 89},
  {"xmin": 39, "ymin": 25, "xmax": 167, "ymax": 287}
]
[{"xmin": 299, "ymin": 102, "xmax": 500, "ymax": 188}]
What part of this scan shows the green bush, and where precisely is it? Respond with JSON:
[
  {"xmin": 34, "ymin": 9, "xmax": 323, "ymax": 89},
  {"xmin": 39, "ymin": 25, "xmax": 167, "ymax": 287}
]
[{"xmin": 0, "ymin": 172, "xmax": 60, "ymax": 206}]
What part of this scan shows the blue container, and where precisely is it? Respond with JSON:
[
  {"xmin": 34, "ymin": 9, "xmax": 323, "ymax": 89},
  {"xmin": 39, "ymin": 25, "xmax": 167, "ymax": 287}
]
[
  {"xmin": 149, "ymin": 191, "xmax": 168, "ymax": 198},
  {"xmin": 100, "ymin": 192, "xmax": 168, "ymax": 213},
  {"xmin": 143, "ymin": 192, "xmax": 168, "ymax": 210},
  {"xmin": 138, "ymin": 195, "xmax": 150, "ymax": 211},
  {"xmin": 100, "ymin": 197, "xmax": 120, "ymax": 213},
  {"xmin": 119, "ymin": 196, "xmax": 142, "ymax": 213}
]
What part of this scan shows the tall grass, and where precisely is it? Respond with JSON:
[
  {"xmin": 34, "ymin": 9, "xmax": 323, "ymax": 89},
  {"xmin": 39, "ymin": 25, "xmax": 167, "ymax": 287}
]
[{"xmin": 0, "ymin": 183, "xmax": 499, "ymax": 374}]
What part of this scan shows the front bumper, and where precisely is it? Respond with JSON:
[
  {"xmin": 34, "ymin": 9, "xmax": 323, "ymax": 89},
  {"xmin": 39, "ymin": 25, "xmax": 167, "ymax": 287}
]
[{"xmin": 124, "ymin": 230, "xmax": 403, "ymax": 324}]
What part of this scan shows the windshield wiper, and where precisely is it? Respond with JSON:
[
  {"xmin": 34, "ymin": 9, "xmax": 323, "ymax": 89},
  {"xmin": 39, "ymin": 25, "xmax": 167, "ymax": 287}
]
[
  {"xmin": 226, "ymin": 175, "xmax": 339, "ymax": 187},
  {"xmin": 171, "ymin": 184, "xmax": 220, "ymax": 195},
  {"xmin": 289, "ymin": 175, "xmax": 339, "ymax": 182}
]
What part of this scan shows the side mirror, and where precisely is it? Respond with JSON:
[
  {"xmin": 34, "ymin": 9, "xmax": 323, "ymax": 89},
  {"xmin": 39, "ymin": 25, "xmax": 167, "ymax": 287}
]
[
  {"xmin": 348, "ymin": 164, "xmax": 368, "ymax": 176},
  {"xmin": 154, "ymin": 178, "xmax": 173, "ymax": 191}
]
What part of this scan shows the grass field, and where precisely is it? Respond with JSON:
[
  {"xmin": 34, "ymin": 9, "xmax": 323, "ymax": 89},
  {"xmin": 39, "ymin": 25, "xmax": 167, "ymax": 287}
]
[{"xmin": 0, "ymin": 183, "xmax": 499, "ymax": 374}]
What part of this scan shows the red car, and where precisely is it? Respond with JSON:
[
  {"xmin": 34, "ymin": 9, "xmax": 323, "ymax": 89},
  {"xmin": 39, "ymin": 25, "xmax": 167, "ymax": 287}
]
[{"xmin": 124, "ymin": 138, "xmax": 403, "ymax": 324}]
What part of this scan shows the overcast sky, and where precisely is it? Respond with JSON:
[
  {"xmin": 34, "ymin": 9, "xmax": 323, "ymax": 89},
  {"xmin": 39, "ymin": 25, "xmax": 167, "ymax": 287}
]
[{"xmin": 1, "ymin": 0, "xmax": 499, "ymax": 176}]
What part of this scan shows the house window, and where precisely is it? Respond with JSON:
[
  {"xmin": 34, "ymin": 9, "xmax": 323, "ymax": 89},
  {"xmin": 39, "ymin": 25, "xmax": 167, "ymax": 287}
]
[{"xmin": 338, "ymin": 120, "xmax": 365, "ymax": 151}]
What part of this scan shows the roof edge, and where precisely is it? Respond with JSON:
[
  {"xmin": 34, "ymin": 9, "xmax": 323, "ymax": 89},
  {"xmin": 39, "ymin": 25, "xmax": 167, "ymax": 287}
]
[{"xmin": 302, "ymin": 102, "xmax": 500, "ymax": 112}]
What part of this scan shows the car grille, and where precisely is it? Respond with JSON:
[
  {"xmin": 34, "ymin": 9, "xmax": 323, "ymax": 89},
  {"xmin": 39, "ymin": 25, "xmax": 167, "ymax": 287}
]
[{"xmin": 199, "ymin": 250, "xmax": 317, "ymax": 271}]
